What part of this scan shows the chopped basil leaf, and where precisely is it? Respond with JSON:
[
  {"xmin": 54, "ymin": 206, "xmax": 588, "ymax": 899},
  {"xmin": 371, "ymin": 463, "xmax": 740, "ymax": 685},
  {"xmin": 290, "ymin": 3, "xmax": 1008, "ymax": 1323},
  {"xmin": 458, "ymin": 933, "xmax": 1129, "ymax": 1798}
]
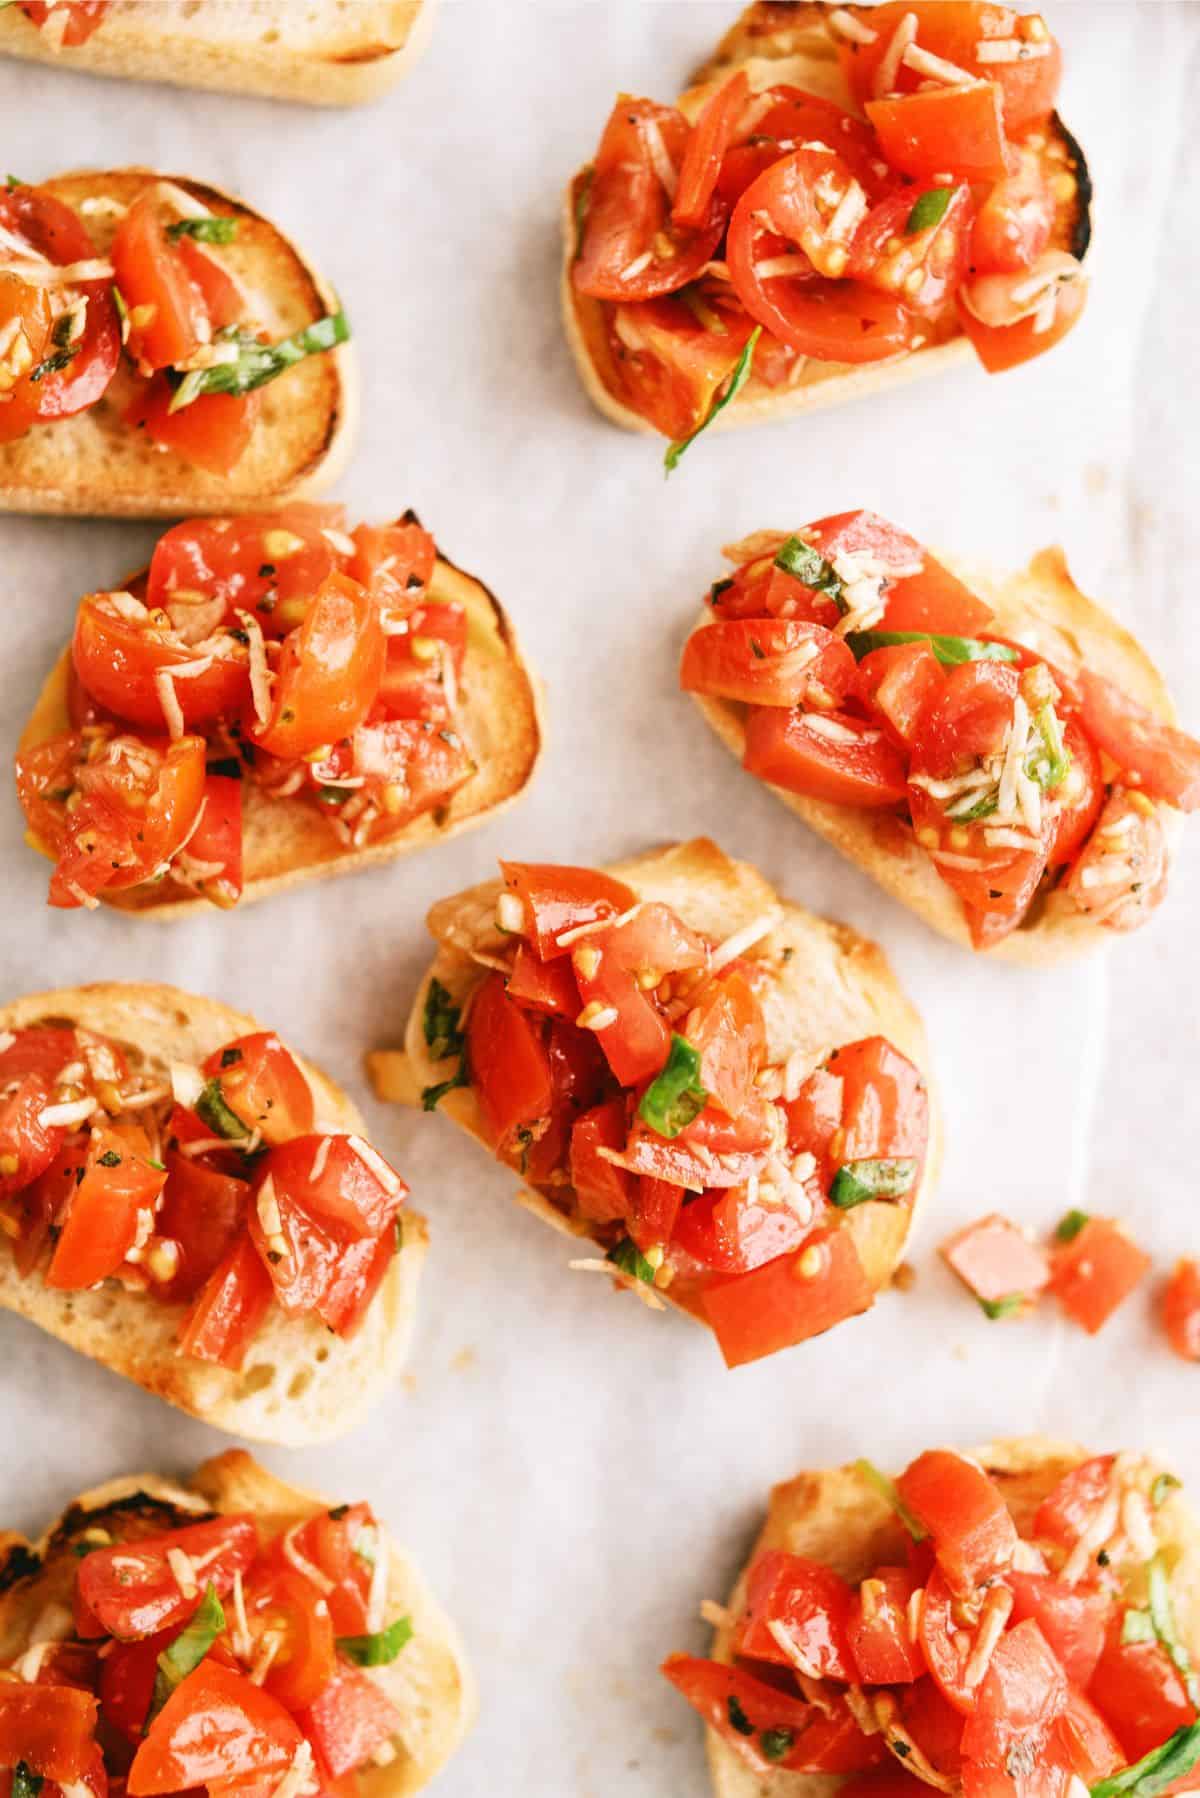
[
  {"xmin": 148, "ymin": 1583, "xmax": 225, "ymax": 1724},
  {"xmin": 1028, "ymin": 700, "xmax": 1071, "ymax": 792},
  {"xmin": 979, "ymin": 1294, "xmax": 1026, "ymax": 1320},
  {"xmin": 709, "ymin": 578, "xmax": 733, "ymax": 606},
  {"xmin": 97, "ymin": 1149, "xmax": 123, "ymax": 1168},
  {"xmin": 846, "ymin": 629, "xmax": 1018, "ymax": 667},
  {"xmin": 195, "ymin": 1078, "xmax": 250, "ymax": 1141},
  {"xmin": 946, "ymin": 789, "xmax": 999, "ymax": 823},
  {"xmin": 1147, "ymin": 1555, "xmax": 1200, "ymax": 1709},
  {"xmin": 638, "ymin": 1034, "xmax": 707, "ymax": 1139},
  {"xmin": 1056, "ymin": 1208, "xmax": 1090, "ymax": 1243},
  {"xmin": 830, "ymin": 1157, "xmax": 917, "ymax": 1208},
  {"xmin": 608, "ymin": 1236, "xmax": 657, "ymax": 1285},
  {"xmin": 774, "ymin": 535, "xmax": 844, "ymax": 605},
  {"xmin": 29, "ymin": 348, "xmax": 77, "ymax": 383},
  {"xmin": 337, "ymin": 1615, "xmax": 413, "ymax": 1667},
  {"xmin": 760, "ymin": 1728, "xmax": 794, "ymax": 1762},
  {"xmin": 328, "ymin": 1503, "xmax": 351, "ymax": 1521},
  {"xmin": 148, "ymin": 1158, "xmax": 166, "ymax": 1171},
  {"xmin": 5, "ymin": 174, "xmax": 24, "ymax": 192},
  {"xmin": 907, "ymin": 186, "xmax": 953, "ymax": 233},
  {"xmin": 168, "ymin": 309, "xmax": 350, "ymax": 413},
  {"xmin": 421, "ymin": 1061, "xmax": 469, "ymax": 1113},
  {"xmin": 727, "ymin": 1695, "xmax": 755, "ymax": 1737},
  {"xmin": 12, "ymin": 1766, "xmax": 42, "ymax": 1798},
  {"xmin": 208, "ymin": 758, "xmax": 243, "ymax": 782},
  {"xmin": 664, "ymin": 325, "xmax": 760, "ymax": 474},
  {"xmin": 853, "ymin": 1458, "xmax": 926, "ymax": 1541},
  {"xmin": 1153, "ymin": 1473, "xmax": 1182, "ymax": 1509},
  {"xmin": 1091, "ymin": 1724, "xmax": 1200, "ymax": 1798},
  {"xmin": 423, "ymin": 978, "xmax": 465, "ymax": 1062},
  {"xmin": 166, "ymin": 215, "xmax": 239, "ymax": 244},
  {"xmin": 1122, "ymin": 1609, "xmax": 1155, "ymax": 1645}
]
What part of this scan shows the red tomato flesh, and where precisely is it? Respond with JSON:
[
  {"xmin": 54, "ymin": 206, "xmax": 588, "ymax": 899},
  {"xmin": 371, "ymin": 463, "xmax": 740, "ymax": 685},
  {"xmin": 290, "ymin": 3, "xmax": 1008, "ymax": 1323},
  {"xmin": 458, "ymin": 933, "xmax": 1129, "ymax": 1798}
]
[
  {"xmin": 466, "ymin": 971, "xmax": 553, "ymax": 1149},
  {"xmin": 867, "ymin": 83, "xmax": 1008, "ymax": 183},
  {"xmin": 701, "ymin": 1226, "xmax": 874, "ymax": 1367},
  {"xmin": 79, "ymin": 1516, "xmax": 257, "ymax": 1639},
  {"xmin": 681, "ymin": 617, "xmax": 855, "ymax": 709},
  {"xmin": 897, "ymin": 1449, "xmax": 1017, "ymax": 1593},
  {"xmin": 127, "ymin": 1660, "xmax": 301, "ymax": 1794},
  {"xmin": 849, "ymin": 1565, "xmax": 926, "ymax": 1684},
  {"xmin": 1164, "ymin": 1258, "xmax": 1200, "ymax": 1362},
  {"xmin": 735, "ymin": 1550, "xmax": 857, "ymax": 1680},
  {"xmin": 743, "ymin": 705, "xmax": 910, "ymax": 807},
  {"xmin": 499, "ymin": 862, "xmax": 637, "ymax": 962},
  {"xmin": 940, "ymin": 1213, "xmax": 1051, "ymax": 1308},
  {"xmin": 1050, "ymin": 1217, "xmax": 1151, "ymax": 1334}
]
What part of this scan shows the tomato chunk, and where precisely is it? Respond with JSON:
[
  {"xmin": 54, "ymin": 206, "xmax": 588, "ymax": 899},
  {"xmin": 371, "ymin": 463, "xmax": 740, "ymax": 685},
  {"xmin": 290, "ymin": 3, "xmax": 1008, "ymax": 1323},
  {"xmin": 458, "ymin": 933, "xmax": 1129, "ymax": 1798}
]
[
  {"xmin": 202, "ymin": 1033, "xmax": 314, "ymax": 1145},
  {"xmin": 570, "ymin": 1098, "xmax": 633, "ymax": 1224},
  {"xmin": 959, "ymin": 1621, "xmax": 1070, "ymax": 1798},
  {"xmin": 849, "ymin": 1565, "xmax": 926, "ymax": 1684},
  {"xmin": 662, "ymin": 1654, "xmax": 881, "ymax": 1775},
  {"xmin": 736, "ymin": 1550, "xmax": 857, "ymax": 1680},
  {"xmin": 1087, "ymin": 1617, "xmax": 1197, "ymax": 1762},
  {"xmin": 0, "ymin": 1686, "xmax": 98, "ymax": 1781},
  {"xmin": 1050, "ymin": 1217, "xmax": 1151, "ymax": 1334},
  {"xmin": 743, "ymin": 705, "xmax": 910, "ymax": 807},
  {"xmin": 681, "ymin": 618, "xmax": 855, "ymax": 709},
  {"xmin": 855, "ymin": 642, "xmax": 945, "ymax": 749},
  {"xmin": 263, "ymin": 1133, "xmax": 405, "ymax": 1242},
  {"xmin": 1076, "ymin": 668, "xmax": 1200, "ymax": 812},
  {"xmin": 499, "ymin": 862, "xmax": 636, "ymax": 961},
  {"xmin": 297, "ymin": 1664, "xmax": 403, "ymax": 1779},
  {"xmin": 178, "ymin": 1228, "xmax": 274, "ymax": 1369},
  {"xmin": 79, "ymin": 1516, "xmax": 258, "ymax": 1639},
  {"xmin": 673, "ymin": 71, "xmax": 749, "ymax": 230},
  {"xmin": 940, "ymin": 1214, "xmax": 1051, "ymax": 1311},
  {"xmin": 840, "ymin": 5, "xmax": 1063, "ymax": 135},
  {"xmin": 1165, "ymin": 1258, "xmax": 1200, "ymax": 1362},
  {"xmin": 867, "ymin": 83, "xmax": 1007, "ymax": 183},
  {"xmin": 46, "ymin": 1121, "xmax": 166, "ymax": 1290},
  {"xmin": 897, "ymin": 1449, "xmax": 1017, "ymax": 1593},
  {"xmin": 128, "ymin": 1660, "xmax": 302, "ymax": 1794},
  {"xmin": 701, "ymin": 1226, "xmax": 874, "ymax": 1367},
  {"xmin": 1007, "ymin": 1573, "xmax": 1110, "ymax": 1689}
]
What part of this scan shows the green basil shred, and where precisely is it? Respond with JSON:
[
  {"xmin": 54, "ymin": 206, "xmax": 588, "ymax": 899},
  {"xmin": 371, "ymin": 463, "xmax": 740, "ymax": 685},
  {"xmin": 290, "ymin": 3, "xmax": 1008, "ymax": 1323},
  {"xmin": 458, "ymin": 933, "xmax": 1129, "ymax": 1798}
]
[
  {"xmin": 337, "ymin": 1615, "xmax": 414, "ymax": 1667},
  {"xmin": 726, "ymin": 1695, "xmax": 754, "ymax": 1737},
  {"xmin": 846, "ymin": 629, "xmax": 1018, "ymax": 667},
  {"xmin": 830, "ymin": 1157, "xmax": 916, "ymax": 1209},
  {"xmin": 423, "ymin": 979, "xmax": 465, "ymax": 1062},
  {"xmin": 1147, "ymin": 1555, "xmax": 1200, "ymax": 1708},
  {"xmin": 760, "ymin": 1728, "xmax": 794, "ymax": 1762},
  {"xmin": 980, "ymin": 1294, "xmax": 1027, "ymax": 1320},
  {"xmin": 1056, "ymin": 1208, "xmax": 1090, "ymax": 1243},
  {"xmin": 166, "ymin": 215, "xmax": 239, "ymax": 244},
  {"xmin": 1152, "ymin": 1473, "xmax": 1182, "ymax": 1509},
  {"xmin": 853, "ymin": 1459, "xmax": 926, "ymax": 1541},
  {"xmin": 148, "ymin": 1583, "xmax": 225, "ymax": 1725},
  {"xmin": 608, "ymin": 1236, "xmax": 657, "ymax": 1285},
  {"xmin": 168, "ymin": 310, "xmax": 350, "ymax": 413},
  {"xmin": 664, "ymin": 326, "xmax": 760, "ymax": 474},
  {"xmin": 12, "ymin": 1766, "xmax": 42, "ymax": 1798},
  {"xmin": 1091, "ymin": 1725, "xmax": 1200, "ymax": 1798},
  {"xmin": 773, "ymin": 536, "xmax": 844, "ymax": 605},
  {"xmin": 638, "ymin": 1035, "xmax": 707, "ymax": 1138},
  {"xmin": 906, "ymin": 187, "xmax": 953, "ymax": 233},
  {"xmin": 195, "ymin": 1078, "xmax": 250, "ymax": 1141}
]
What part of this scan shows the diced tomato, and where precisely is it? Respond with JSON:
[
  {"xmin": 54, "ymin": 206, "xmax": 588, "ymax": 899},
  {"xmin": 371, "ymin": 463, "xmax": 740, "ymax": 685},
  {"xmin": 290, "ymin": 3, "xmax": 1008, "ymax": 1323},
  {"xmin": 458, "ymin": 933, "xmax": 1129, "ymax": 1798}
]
[
  {"xmin": 79, "ymin": 1516, "xmax": 257, "ymax": 1640},
  {"xmin": 672, "ymin": 1185, "xmax": 807, "ymax": 1275},
  {"xmin": 959, "ymin": 1622, "xmax": 1070, "ymax": 1798},
  {"xmin": 155, "ymin": 1151, "xmax": 247, "ymax": 1302},
  {"xmin": 605, "ymin": 294, "xmax": 758, "ymax": 443},
  {"xmin": 19, "ymin": 3, "xmax": 111, "ymax": 47},
  {"xmin": 1050, "ymin": 1217, "xmax": 1151, "ymax": 1334},
  {"xmin": 661, "ymin": 1653, "xmax": 818, "ymax": 1773},
  {"xmin": 849, "ymin": 1565, "xmax": 925, "ymax": 1684},
  {"xmin": 673, "ymin": 70, "xmax": 750, "ymax": 230},
  {"xmin": 1088, "ymin": 1616, "xmax": 1197, "ymax": 1761},
  {"xmin": 940, "ymin": 1213, "xmax": 1051, "ymax": 1310},
  {"xmin": 0, "ymin": 184, "xmax": 119, "ymax": 434},
  {"xmin": 629, "ymin": 1177, "xmax": 684, "ymax": 1254},
  {"xmin": 71, "ymin": 594, "xmax": 250, "ymax": 730},
  {"xmin": 0, "ymin": 1073, "xmax": 65, "ymax": 1202},
  {"xmin": 570, "ymin": 1098, "xmax": 633, "ymax": 1224},
  {"xmin": 852, "ymin": 182, "xmax": 976, "ymax": 318},
  {"xmin": 1054, "ymin": 1686, "xmax": 1125, "ymax": 1784},
  {"xmin": 1007, "ymin": 1573, "xmax": 1110, "ymax": 1688},
  {"xmin": 743, "ymin": 705, "xmax": 910, "ymax": 807},
  {"xmin": 620, "ymin": 1095, "xmax": 773, "ymax": 1193},
  {"xmin": 506, "ymin": 944, "xmax": 579, "ymax": 1017},
  {"xmin": 1066, "ymin": 788, "xmax": 1169, "ymax": 933},
  {"xmin": 1032, "ymin": 1456, "xmax": 1114, "ymax": 1552},
  {"xmin": 681, "ymin": 618, "xmax": 855, "ymax": 710},
  {"xmin": 242, "ymin": 1567, "xmax": 336, "ymax": 1711},
  {"xmin": 971, "ymin": 146, "xmax": 1055, "ymax": 275},
  {"xmin": 735, "ymin": 1550, "xmax": 857, "ymax": 1679},
  {"xmin": 830, "ymin": 1035, "xmax": 928, "ymax": 1165},
  {"xmin": 855, "ymin": 642, "xmax": 946, "ymax": 748},
  {"xmin": 127, "ymin": 378, "xmax": 262, "ymax": 476},
  {"xmin": 839, "ymin": 5, "xmax": 1063, "ymax": 135},
  {"xmin": 351, "ymin": 516, "xmax": 436, "ymax": 602},
  {"xmin": 202, "ymin": 1033, "xmax": 314, "ymax": 1145},
  {"xmin": 250, "ymin": 571, "xmax": 385, "ymax": 760},
  {"xmin": 261, "ymin": 1133, "xmax": 405, "ymax": 1242},
  {"xmin": 568, "ymin": 942, "xmax": 672, "ymax": 1091},
  {"xmin": 186, "ymin": 771, "xmax": 243, "ymax": 907},
  {"xmin": 687, "ymin": 972, "xmax": 765, "ymax": 1116},
  {"xmin": 898, "ymin": 1449, "xmax": 1017, "ymax": 1593},
  {"xmin": 145, "ymin": 509, "xmax": 348, "ymax": 627},
  {"xmin": 867, "ymin": 84, "xmax": 1007, "ymax": 183},
  {"xmin": 574, "ymin": 97, "xmax": 726, "ymax": 302},
  {"xmin": 279, "ymin": 1505, "xmax": 373, "ymax": 1637},
  {"xmin": 46, "ymin": 1120, "xmax": 166, "ymax": 1290},
  {"xmin": 99, "ymin": 1634, "xmax": 162, "ymax": 1744},
  {"xmin": 701, "ymin": 1225, "xmax": 874, "ymax": 1367},
  {"xmin": 802, "ymin": 513, "xmax": 989, "ymax": 636},
  {"xmin": 1164, "ymin": 1258, "xmax": 1200, "ymax": 1362},
  {"xmin": 297, "ymin": 1664, "xmax": 402, "ymax": 1779},
  {"xmin": 10, "ymin": 1131, "xmax": 81, "ymax": 1274},
  {"xmin": 317, "ymin": 1229, "xmax": 395, "ymax": 1338},
  {"xmin": 1076, "ymin": 668, "xmax": 1200, "ymax": 812},
  {"xmin": 246, "ymin": 1176, "xmax": 342, "ymax": 1318},
  {"xmin": 714, "ymin": 87, "xmax": 891, "ymax": 209},
  {"xmin": 902, "ymin": 1675, "xmax": 966, "ymax": 1774},
  {"xmin": 0, "ymin": 1685, "xmax": 99, "ymax": 1781},
  {"xmin": 919, "ymin": 1566, "xmax": 979, "ymax": 1713},
  {"xmin": 376, "ymin": 600, "xmax": 467, "ymax": 721},
  {"xmin": 466, "ymin": 972, "xmax": 553, "ymax": 1149},
  {"xmin": 958, "ymin": 269, "xmax": 1087, "ymax": 373},
  {"xmin": 113, "ymin": 192, "xmax": 208, "ymax": 369},
  {"xmin": 499, "ymin": 862, "xmax": 637, "ymax": 961},
  {"xmin": 178, "ymin": 1229, "xmax": 275, "ymax": 1369},
  {"xmin": 128, "ymin": 1660, "xmax": 301, "ymax": 1794},
  {"xmin": 787, "ymin": 1703, "xmax": 889, "ymax": 1774},
  {"xmin": 1046, "ymin": 721, "xmax": 1103, "ymax": 870}
]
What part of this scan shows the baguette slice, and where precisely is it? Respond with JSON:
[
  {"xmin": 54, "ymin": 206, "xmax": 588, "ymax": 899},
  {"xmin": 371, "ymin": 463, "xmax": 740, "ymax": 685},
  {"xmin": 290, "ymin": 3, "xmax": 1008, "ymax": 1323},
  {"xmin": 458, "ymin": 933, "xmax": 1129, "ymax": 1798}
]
[
  {"xmin": 0, "ymin": 168, "xmax": 357, "ymax": 517},
  {"xmin": 689, "ymin": 546, "xmax": 1183, "ymax": 963},
  {"xmin": 702, "ymin": 1437, "xmax": 1200, "ymax": 1798},
  {"xmin": 19, "ymin": 517, "xmax": 544, "ymax": 916},
  {"xmin": 0, "ymin": 982, "xmax": 427, "ymax": 1445},
  {"xmin": 0, "ymin": 1447, "xmax": 475, "ymax": 1796},
  {"xmin": 562, "ymin": 1, "xmax": 1091, "ymax": 441},
  {"xmin": 0, "ymin": 1, "xmax": 435, "ymax": 106},
  {"xmin": 369, "ymin": 836, "xmax": 942, "ymax": 1326}
]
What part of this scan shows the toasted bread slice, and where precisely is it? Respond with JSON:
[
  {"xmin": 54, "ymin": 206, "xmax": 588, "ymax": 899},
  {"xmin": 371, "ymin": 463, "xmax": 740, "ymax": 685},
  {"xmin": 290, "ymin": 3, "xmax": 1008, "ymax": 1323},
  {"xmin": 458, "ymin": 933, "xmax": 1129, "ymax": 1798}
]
[
  {"xmin": 702, "ymin": 1437, "xmax": 1200, "ymax": 1798},
  {"xmin": 688, "ymin": 546, "xmax": 1183, "ymax": 963},
  {"xmin": 0, "ymin": 2, "xmax": 434, "ymax": 105},
  {"xmin": 0, "ymin": 1448, "xmax": 475, "ymax": 1795},
  {"xmin": 369, "ymin": 837, "xmax": 942, "ymax": 1328},
  {"xmin": 0, "ymin": 982, "xmax": 427, "ymax": 1445},
  {"xmin": 0, "ymin": 168, "xmax": 357, "ymax": 517},
  {"xmin": 562, "ymin": 2, "xmax": 1091, "ymax": 441},
  {"xmin": 19, "ymin": 518, "xmax": 544, "ymax": 915}
]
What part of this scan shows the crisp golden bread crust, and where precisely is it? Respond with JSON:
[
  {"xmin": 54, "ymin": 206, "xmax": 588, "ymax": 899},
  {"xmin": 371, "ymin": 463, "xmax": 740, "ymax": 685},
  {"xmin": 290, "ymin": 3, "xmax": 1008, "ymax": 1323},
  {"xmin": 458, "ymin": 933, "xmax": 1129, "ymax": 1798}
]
[
  {"xmin": 704, "ymin": 1437, "xmax": 1200, "ymax": 1798},
  {"xmin": 0, "ymin": 983, "xmax": 427, "ymax": 1445},
  {"xmin": 0, "ymin": 169, "xmax": 356, "ymax": 517},
  {"xmin": 690, "ymin": 547, "xmax": 1183, "ymax": 962},
  {"xmin": 561, "ymin": 2, "xmax": 1091, "ymax": 440},
  {"xmin": 0, "ymin": 2, "xmax": 434, "ymax": 105},
  {"xmin": 0, "ymin": 1449, "xmax": 475, "ymax": 1796},
  {"xmin": 19, "ymin": 526, "xmax": 544, "ymax": 917},
  {"xmin": 370, "ymin": 837, "xmax": 941, "ymax": 1324}
]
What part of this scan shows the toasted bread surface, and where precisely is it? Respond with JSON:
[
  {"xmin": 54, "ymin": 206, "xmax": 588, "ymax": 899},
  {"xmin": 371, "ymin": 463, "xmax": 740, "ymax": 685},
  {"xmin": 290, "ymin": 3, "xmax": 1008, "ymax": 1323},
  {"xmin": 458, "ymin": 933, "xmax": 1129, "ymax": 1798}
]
[
  {"xmin": 0, "ymin": 983, "xmax": 426, "ymax": 1445},
  {"xmin": 0, "ymin": 169, "xmax": 356, "ymax": 517},
  {"xmin": 690, "ymin": 547, "xmax": 1183, "ymax": 963},
  {"xmin": 561, "ymin": 2, "xmax": 1091, "ymax": 440},
  {"xmin": 371, "ymin": 837, "xmax": 941, "ymax": 1318},
  {"xmin": 19, "ymin": 527, "xmax": 544, "ymax": 916},
  {"xmin": 704, "ymin": 1436, "xmax": 1200, "ymax": 1798},
  {"xmin": 0, "ymin": 1448, "xmax": 475, "ymax": 1794},
  {"xmin": 0, "ymin": 1, "xmax": 434, "ymax": 105}
]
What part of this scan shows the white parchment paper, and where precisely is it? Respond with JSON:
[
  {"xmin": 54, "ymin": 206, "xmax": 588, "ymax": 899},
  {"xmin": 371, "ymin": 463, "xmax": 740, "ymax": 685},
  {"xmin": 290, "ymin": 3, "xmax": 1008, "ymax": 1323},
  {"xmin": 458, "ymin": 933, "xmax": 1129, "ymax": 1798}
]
[{"xmin": 0, "ymin": 4, "xmax": 1197, "ymax": 1792}]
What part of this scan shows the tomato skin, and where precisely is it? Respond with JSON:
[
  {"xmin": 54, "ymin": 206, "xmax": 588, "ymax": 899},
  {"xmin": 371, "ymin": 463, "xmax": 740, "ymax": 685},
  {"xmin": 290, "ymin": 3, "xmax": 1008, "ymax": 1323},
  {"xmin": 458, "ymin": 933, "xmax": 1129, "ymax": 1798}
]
[
  {"xmin": 186, "ymin": 771, "xmax": 244, "ymax": 907},
  {"xmin": 72, "ymin": 593, "xmax": 249, "ymax": 730},
  {"xmin": 0, "ymin": 1685, "xmax": 99, "ymax": 1781},
  {"xmin": 569, "ymin": 1098, "xmax": 633, "ymax": 1224},
  {"xmin": 0, "ymin": 185, "xmax": 120, "ymax": 429},
  {"xmin": 0, "ymin": 1074, "xmax": 66, "ymax": 1202},
  {"xmin": 79, "ymin": 1516, "xmax": 258, "ymax": 1640},
  {"xmin": 607, "ymin": 294, "xmax": 758, "ymax": 441},
  {"xmin": 716, "ymin": 87, "xmax": 892, "ymax": 210},
  {"xmin": 1087, "ymin": 1618, "xmax": 1197, "ymax": 1761},
  {"xmin": 242, "ymin": 1567, "xmax": 337, "ymax": 1711},
  {"xmin": 971, "ymin": 148, "xmax": 1055, "ymax": 274},
  {"xmin": 251, "ymin": 570, "xmax": 384, "ymax": 758},
  {"xmin": 146, "ymin": 509, "xmax": 348, "ymax": 626},
  {"xmin": 1046, "ymin": 721, "xmax": 1103, "ymax": 870},
  {"xmin": 681, "ymin": 618, "xmax": 856, "ymax": 710},
  {"xmin": 867, "ymin": 84, "xmax": 1008, "ymax": 183},
  {"xmin": 662, "ymin": 1654, "xmax": 876, "ymax": 1776},
  {"xmin": 467, "ymin": 972, "xmax": 554, "ymax": 1149},
  {"xmin": 46, "ymin": 1121, "xmax": 166, "ymax": 1290},
  {"xmin": 1050, "ymin": 1217, "xmax": 1151, "ymax": 1335},
  {"xmin": 897, "ymin": 1449, "xmax": 1017, "ymax": 1594},
  {"xmin": 701, "ymin": 1225, "xmax": 874, "ymax": 1367},
  {"xmin": 178, "ymin": 1228, "xmax": 275, "ymax": 1369},
  {"xmin": 1006, "ymin": 1574, "xmax": 1109, "ymax": 1689},
  {"xmin": 376, "ymin": 600, "xmax": 467, "ymax": 721},
  {"xmin": 317, "ymin": 1228, "xmax": 395, "ymax": 1338},
  {"xmin": 743, "ymin": 705, "xmax": 910, "ymax": 807},
  {"xmin": 575, "ymin": 97, "xmax": 727, "ymax": 302},
  {"xmin": 128, "ymin": 1659, "xmax": 302, "ymax": 1795},
  {"xmin": 959, "ymin": 1621, "xmax": 1070, "ymax": 1798},
  {"xmin": 918, "ymin": 1566, "xmax": 979, "ymax": 1713},
  {"xmin": 629, "ymin": 1176, "xmax": 684, "ymax": 1254},
  {"xmin": 202, "ymin": 1033, "xmax": 314, "ymax": 1146},
  {"xmin": 499, "ymin": 862, "xmax": 637, "ymax": 962},
  {"xmin": 848, "ymin": 1565, "xmax": 926, "ymax": 1684},
  {"xmin": 673, "ymin": 70, "xmax": 749, "ymax": 230},
  {"xmin": 1164, "ymin": 1258, "xmax": 1200, "ymax": 1362},
  {"xmin": 280, "ymin": 1505, "xmax": 373, "ymax": 1637},
  {"xmin": 113, "ymin": 192, "xmax": 209, "ymax": 369},
  {"xmin": 507, "ymin": 944, "xmax": 579, "ymax": 1017},
  {"xmin": 1076, "ymin": 668, "xmax": 1200, "ymax": 812},
  {"xmin": 621, "ymin": 1094, "xmax": 774, "ymax": 1195},
  {"xmin": 855, "ymin": 642, "xmax": 945, "ymax": 749},
  {"xmin": 840, "ymin": 5, "xmax": 1062, "ymax": 135},
  {"xmin": 99, "ymin": 1633, "xmax": 169, "ymax": 1744},
  {"xmin": 297, "ymin": 1665, "xmax": 402, "ymax": 1779},
  {"xmin": 851, "ymin": 184, "xmax": 975, "ymax": 317},
  {"xmin": 958, "ymin": 271, "xmax": 1086, "ymax": 373},
  {"xmin": 736, "ymin": 1550, "xmax": 857, "ymax": 1680},
  {"xmin": 155, "ymin": 1151, "xmax": 247, "ymax": 1303},
  {"xmin": 263, "ymin": 1133, "xmax": 405, "ymax": 1242},
  {"xmin": 351, "ymin": 518, "xmax": 436, "ymax": 601},
  {"xmin": 831, "ymin": 1035, "xmax": 928, "ymax": 1165}
]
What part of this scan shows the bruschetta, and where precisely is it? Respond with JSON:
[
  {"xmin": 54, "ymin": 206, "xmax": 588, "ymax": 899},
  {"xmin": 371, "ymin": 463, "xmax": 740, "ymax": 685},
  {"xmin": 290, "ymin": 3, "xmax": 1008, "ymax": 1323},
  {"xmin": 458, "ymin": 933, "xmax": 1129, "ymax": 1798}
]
[
  {"xmin": 368, "ymin": 837, "xmax": 940, "ymax": 1368},
  {"xmin": 16, "ymin": 505, "xmax": 542, "ymax": 915},
  {"xmin": 0, "ymin": 2, "xmax": 434, "ymax": 104},
  {"xmin": 664, "ymin": 1437, "xmax": 1199, "ymax": 1798},
  {"xmin": 681, "ymin": 510, "xmax": 1200, "ymax": 956},
  {"xmin": 0, "ymin": 1448, "xmax": 474, "ymax": 1798},
  {"xmin": 0, "ymin": 982, "xmax": 426, "ymax": 1444},
  {"xmin": 564, "ymin": 3, "xmax": 1091, "ymax": 465},
  {"xmin": 0, "ymin": 168, "xmax": 355, "ymax": 515}
]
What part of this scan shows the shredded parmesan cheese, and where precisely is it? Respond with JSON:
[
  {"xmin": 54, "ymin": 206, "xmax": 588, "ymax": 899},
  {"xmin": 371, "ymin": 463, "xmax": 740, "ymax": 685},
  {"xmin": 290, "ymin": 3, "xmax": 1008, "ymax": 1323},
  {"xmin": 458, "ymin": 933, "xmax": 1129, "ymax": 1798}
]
[
  {"xmin": 828, "ymin": 8, "xmax": 878, "ymax": 45},
  {"xmin": 166, "ymin": 1547, "xmax": 199, "ymax": 1600},
  {"xmin": 281, "ymin": 1520, "xmax": 336, "ymax": 1595},
  {"xmin": 236, "ymin": 609, "xmax": 273, "ymax": 727},
  {"xmin": 256, "ymin": 1175, "xmax": 288, "ymax": 1261},
  {"xmin": 641, "ymin": 117, "xmax": 678, "ymax": 199},
  {"xmin": 710, "ymin": 907, "xmax": 781, "ymax": 973},
  {"xmin": 37, "ymin": 1096, "xmax": 97, "ymax": 1128},
  {"xmin": 874, "ymin": 12, "xmax": 917, "ymax": 95},
  {"xmin": 348, "ymin": 1134, "xmax": 402, "ymax": 1195}
]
